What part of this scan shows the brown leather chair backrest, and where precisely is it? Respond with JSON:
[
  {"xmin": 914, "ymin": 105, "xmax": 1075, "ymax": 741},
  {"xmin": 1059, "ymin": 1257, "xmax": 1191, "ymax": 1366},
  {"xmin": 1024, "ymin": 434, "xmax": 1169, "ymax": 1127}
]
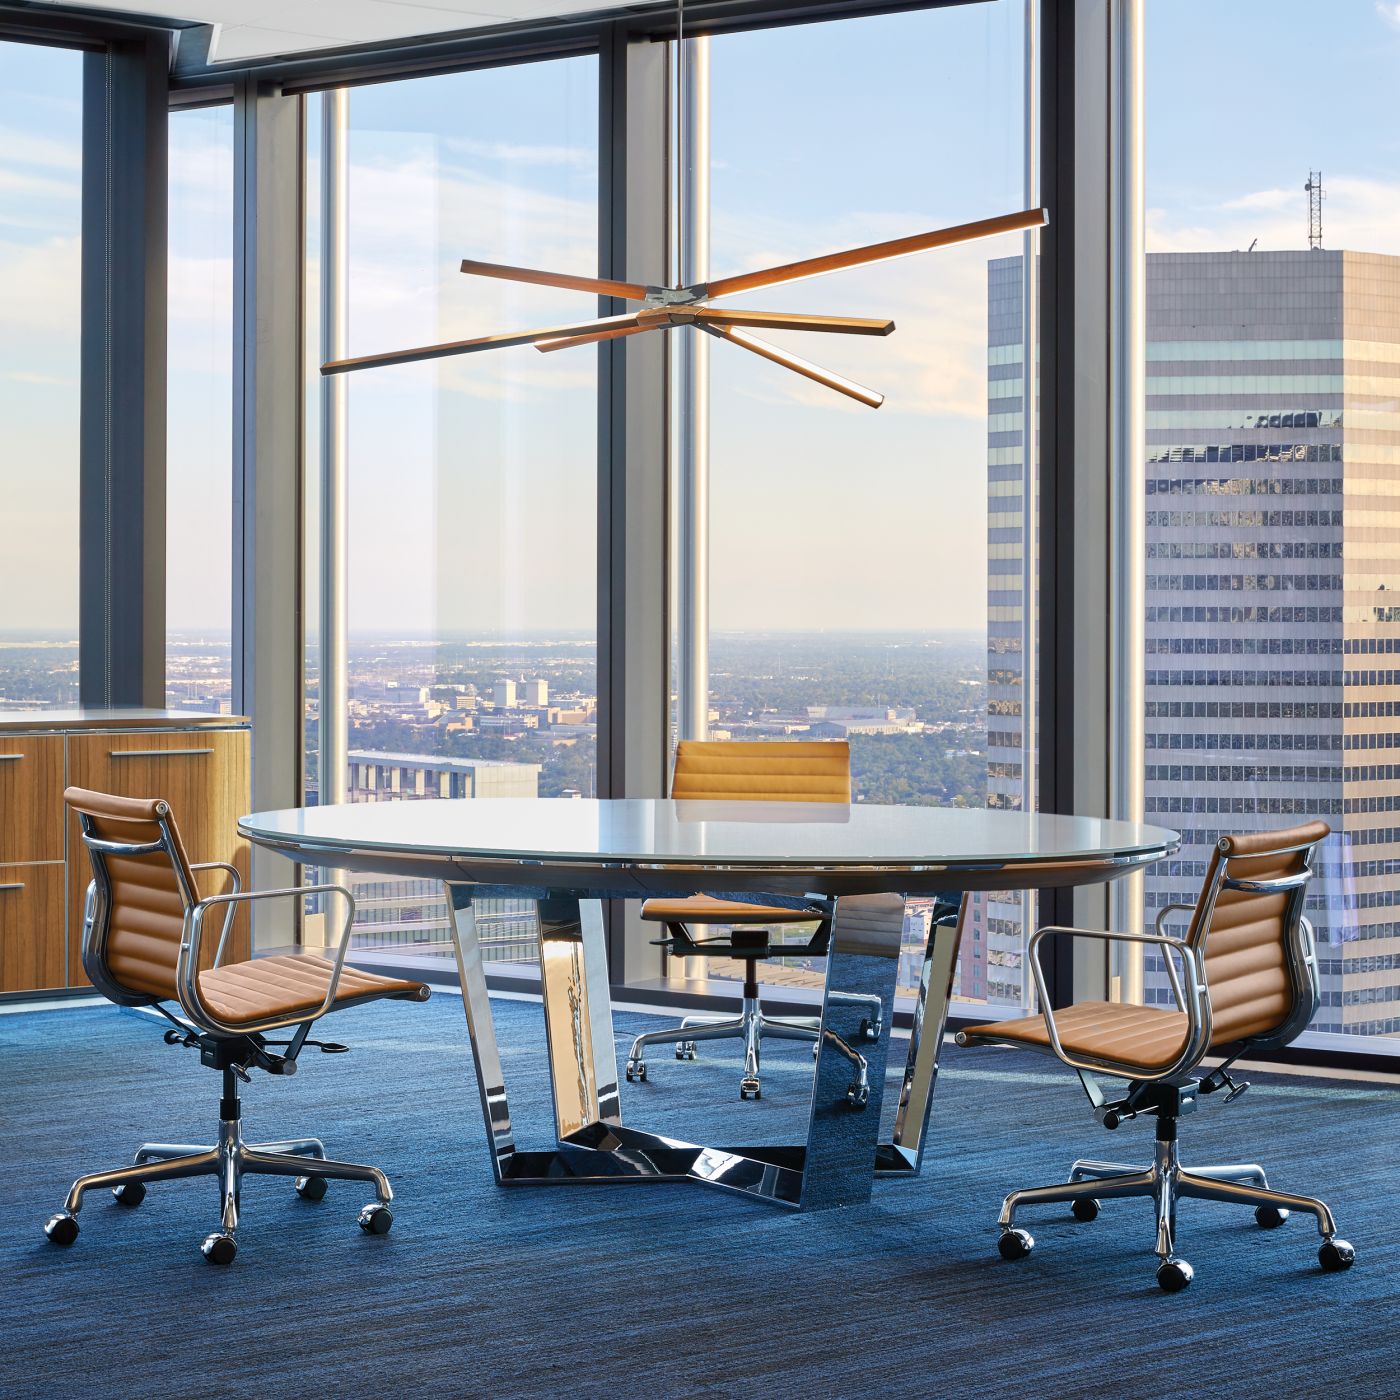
[
  {"xmin": 670, "ymin": 740, "xmax": 851, "ymax": 803},
  {"xmin": 1186, "ymin": 820, "xmax": 1329, "ymax": 1047},
  {"xmin": 64, "ymin": 787, "xmax": 201, "ymax": 1003}
]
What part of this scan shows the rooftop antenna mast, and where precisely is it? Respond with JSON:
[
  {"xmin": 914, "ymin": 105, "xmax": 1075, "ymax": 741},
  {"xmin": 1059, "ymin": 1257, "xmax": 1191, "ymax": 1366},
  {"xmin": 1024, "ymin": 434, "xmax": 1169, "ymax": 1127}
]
[{"xmin": 1305, "ymin": 171, "xmax": 1324, "ymax": 250}]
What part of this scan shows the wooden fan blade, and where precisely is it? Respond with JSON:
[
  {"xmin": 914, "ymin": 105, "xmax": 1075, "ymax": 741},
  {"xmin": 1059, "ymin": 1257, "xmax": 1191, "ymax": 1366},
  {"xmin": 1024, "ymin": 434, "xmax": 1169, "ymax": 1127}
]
[
  {"xmin": 701, "ymin": 323, "xmax": 884, "ymax": 409},
  {"xmin": 321, "ymin": 312, "xmax": 647, "ymax": 375},
  {"xmin": 702, "ymin": 206, "xmax": 1048, "ymax": 300},
  {"xmin": 537, "ymin": 307, "xmax": 671, "ymax": 352},
  {"xmin": 537, "ymin": 322, "xmax": 658, "ymax": 352},
  {"xmin": 460, "ymin": 258, "xmax": 650, "ymax": 302},
  {"xmin": 687, "ymin": 307, "xmax": 894, "ymax": 336}
]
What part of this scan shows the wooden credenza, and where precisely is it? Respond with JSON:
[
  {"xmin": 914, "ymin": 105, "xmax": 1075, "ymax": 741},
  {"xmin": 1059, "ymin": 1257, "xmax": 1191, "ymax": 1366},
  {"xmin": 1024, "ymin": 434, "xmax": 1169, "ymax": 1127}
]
[{"xmin": 0, "ymin": 710, "xmax": 251, "ymax": 994}]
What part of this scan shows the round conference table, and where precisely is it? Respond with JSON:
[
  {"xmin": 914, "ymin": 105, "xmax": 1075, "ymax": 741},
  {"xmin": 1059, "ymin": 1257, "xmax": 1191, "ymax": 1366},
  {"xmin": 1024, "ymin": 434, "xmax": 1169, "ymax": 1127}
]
[{"xmin": 241, "ymin": 799, "xmax": 1178, "ymax": 1213}]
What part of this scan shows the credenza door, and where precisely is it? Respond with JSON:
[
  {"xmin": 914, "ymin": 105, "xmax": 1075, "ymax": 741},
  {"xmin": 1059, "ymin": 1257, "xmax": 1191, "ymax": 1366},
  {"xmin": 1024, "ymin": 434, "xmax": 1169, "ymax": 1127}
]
[
  {"xmin": 0, "ymin": 864, "xmax": 65, "ymax": 992},
  {"xmin": 0, "ymin": 735, "xmax": 64, "ymax": 865}
]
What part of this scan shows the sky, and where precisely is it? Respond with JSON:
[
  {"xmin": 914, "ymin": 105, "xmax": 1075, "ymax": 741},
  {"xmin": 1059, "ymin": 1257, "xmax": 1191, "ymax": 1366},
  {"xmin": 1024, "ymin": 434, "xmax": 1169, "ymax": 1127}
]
[{"xmin": 3, "ymin": 0, "xmax": 1400, "ymax": 637}]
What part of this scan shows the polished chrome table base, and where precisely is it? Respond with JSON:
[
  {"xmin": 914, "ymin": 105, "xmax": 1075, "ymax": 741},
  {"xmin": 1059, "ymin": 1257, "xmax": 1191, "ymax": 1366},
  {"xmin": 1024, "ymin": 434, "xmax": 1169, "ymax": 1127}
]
[{"xmin": 448, "ymin": 884, "xmax": 963, "ymax": 1211}]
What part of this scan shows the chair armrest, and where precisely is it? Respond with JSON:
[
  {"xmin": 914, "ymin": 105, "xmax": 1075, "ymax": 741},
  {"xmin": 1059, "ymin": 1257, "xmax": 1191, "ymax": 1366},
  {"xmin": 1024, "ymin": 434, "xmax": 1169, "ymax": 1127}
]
[
  {"xmin": 1027, "ymin": 924, "xmax": 1212, "ymax": 1081},
  {"xmin": 189, "ymin": 861, "xmax": 244, "ymax": 967},
  {"xmin": 177, "ymin": 883, "xmax": 356, "ymax": 1036},
  {"xmin": 1152, "ymin": 902, "xmax": 1195, "ymax": 941}
]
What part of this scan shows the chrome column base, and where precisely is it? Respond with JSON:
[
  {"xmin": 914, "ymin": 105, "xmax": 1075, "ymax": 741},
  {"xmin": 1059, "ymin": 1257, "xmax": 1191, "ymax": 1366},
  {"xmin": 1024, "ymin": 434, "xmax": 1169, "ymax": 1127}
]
[
  {"xmin": 626, "ymin": 995, "xmax": 868, "ymax": 1103},
  {"xmin": 45, "ymin": 1119, "xmax": 394, "ymax": 1264},
  {"xmin": 995, "ymin": 1139, "xmax": 1354, "ymax": 1289}
]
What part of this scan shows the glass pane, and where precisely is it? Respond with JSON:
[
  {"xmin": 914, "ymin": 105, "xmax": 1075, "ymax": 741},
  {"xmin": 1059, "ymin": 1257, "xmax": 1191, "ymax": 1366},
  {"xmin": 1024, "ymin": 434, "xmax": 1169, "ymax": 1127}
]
[
  {"xmin": 665, "ymin": 3, "xmax": 1034, "ymax": 1015},
  {"xmin": 1146, "ymin": 0, "xmax": 1400, "ymax": 1045},
  {"xmin": 0, "ymin": 42, "xmax": 82, "ymax": 709},
  {"xmin": 166, "ymin": 103, "xmax": 234, "ymax": 712},
  {"xmin": 304, "ymin": 60, "xmax": 599, "ymax": 969}
]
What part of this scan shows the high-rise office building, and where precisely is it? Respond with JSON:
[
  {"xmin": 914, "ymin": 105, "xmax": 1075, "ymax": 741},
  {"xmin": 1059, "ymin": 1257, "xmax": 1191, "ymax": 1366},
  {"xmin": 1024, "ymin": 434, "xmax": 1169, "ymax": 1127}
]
[
  {"xmin": 493, "ymin": 679, "xmax": 518, "ymax": 709},
  {"xmin": 987, "ymin": 248, "xmax": 1400, "ymax": 1037},
  {"xmin": 970, "ymin": 255, "xmax": 1034, "ymax": 1008},
  {"xmin": 347, "ymin": 750, "xmax": 540, "ymax": 801}
]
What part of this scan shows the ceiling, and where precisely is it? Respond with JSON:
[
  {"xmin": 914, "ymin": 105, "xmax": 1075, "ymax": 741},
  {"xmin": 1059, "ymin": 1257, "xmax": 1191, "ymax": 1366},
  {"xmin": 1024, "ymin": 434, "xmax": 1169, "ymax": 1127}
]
[{"xmin": 31, "ymin": 0, "xmax": 651, "ymax": 62}]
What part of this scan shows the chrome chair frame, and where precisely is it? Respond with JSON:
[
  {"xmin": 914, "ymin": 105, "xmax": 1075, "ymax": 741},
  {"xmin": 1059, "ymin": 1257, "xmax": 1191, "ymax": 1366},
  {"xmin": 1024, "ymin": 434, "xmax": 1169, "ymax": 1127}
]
[
  {"xmin": 960, "ymin": 830, "xmax": 1353, "ymax": 1290},
  {"xmin": 48, "ymin": 803, "xmax": 397, "ymax": 1264}
]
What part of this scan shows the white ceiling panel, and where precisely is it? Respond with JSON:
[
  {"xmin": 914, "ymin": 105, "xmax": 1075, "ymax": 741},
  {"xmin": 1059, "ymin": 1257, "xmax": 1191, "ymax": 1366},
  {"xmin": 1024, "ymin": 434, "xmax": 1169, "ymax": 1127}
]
[{"xmin": 30, "ymin": 0, "xmax": 655, "ymax": 62}]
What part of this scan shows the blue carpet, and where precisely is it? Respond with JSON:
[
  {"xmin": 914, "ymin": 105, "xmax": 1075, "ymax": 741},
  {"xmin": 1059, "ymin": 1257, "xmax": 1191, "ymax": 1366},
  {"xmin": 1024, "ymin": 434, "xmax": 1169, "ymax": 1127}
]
[{"xmin": 1, "ymin": 993, "xmax": 1396, "ymax": 1400}]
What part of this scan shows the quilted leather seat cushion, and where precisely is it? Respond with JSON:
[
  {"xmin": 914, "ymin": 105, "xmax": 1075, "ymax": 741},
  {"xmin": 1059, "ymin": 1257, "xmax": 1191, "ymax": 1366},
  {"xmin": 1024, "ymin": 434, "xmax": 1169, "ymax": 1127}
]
[
  {"xmin": 641, "ymin": 893, "xmax": 821, "ymax": 924},
  {"xmin": 199, "ymin": 954, "xmax": 429, "ymax": 1024},
  {"xmin": 960, "ymin": 1000, "xmax": 1190, "ymax": 1073}
]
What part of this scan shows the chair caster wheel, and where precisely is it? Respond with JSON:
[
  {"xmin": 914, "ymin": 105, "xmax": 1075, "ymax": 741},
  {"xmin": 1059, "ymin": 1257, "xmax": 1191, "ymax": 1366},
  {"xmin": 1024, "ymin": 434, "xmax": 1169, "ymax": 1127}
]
[
  {"xmin": 859, "ymin": 1016, "xmax": 883, "ymax": 1043},
  {"xmin": 625, "ymin": 1061, "xmax": 647, "ymax": 1083},
  {"xmin": 997, "ymin": 1228, "xmax": 1034, "ymax": 1261},
  {"xmin": 675, "ymin": 1041, "xmax": 696, "ymax": 1060},
  {"xmin": 295, "ymin": 1175, "xmax": 328, "ymax": 1201},
  {"xmin": 740, "ymin": 1078, "xmax": 761, "ymax": 1101},
  {"xmin": 1319, "ymin": 1239, "xmax": 1355, "ymax": 1272},
  {"xmin": 201, "ymin": 1231, "xmax": 237, "ymax": 1266},
  {"xmin": 358, "ymin": 1202, "xmax": 394, "ymax": 1236},
  {"xmin": 1156, "ymin": 1258, "xmax": 1194, "ymax": 1293},
  {"xmin": 845, "ymin": 1082, "xmax": 870, "ymax": 1110},
  {"xmin": 45, "ymin": 1211, "xmax": 79, "ymax": 1246},
  {"xmin": 1071, "ymin": 1197, "xmax": 1100, "ymax": 1222},
  {"xmin": 1255, "ymin": 1203, "xmax": 1288, "ymax": 1229},
  {"xmin": 112, "ymin": 1181, "xmax": 146, "ymax": 1208}
]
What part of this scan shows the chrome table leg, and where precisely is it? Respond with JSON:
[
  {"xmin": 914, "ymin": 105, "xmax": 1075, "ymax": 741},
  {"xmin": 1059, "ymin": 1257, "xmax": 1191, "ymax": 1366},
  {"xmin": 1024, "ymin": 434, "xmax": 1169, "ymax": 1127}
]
[
  {"xmin": 536, "ymin": 894, "xmax": 622, "ymax": 1140},
  {"xmin": 448, "ymin": 884, "xmax": 525, "ymax": 1186},
  {"xmin": 883, "ymin": 893, "xmax": 965, "ymax": 1176}
]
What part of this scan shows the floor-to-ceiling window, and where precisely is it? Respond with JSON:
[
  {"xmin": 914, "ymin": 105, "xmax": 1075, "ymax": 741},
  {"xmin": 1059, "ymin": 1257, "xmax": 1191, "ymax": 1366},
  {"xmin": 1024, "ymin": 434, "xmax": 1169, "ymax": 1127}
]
[
  {"xmin": 304, "ymin": 58, "xmax": 598, "ymax": 966},
  {"xmin": 0, "ymin": 41, "xmax": 83, "ymax": 709},
  {"xmin": 1145, "ymin": 0, "xmax": 1400, "ymax": 1050},
  {"xmin": 667, "ymin": 1, "xmax": 1037, "ymax": 1013},
  {"xmin": 166, "ymin": 102, "xmax": 234, "ymax": 712}
]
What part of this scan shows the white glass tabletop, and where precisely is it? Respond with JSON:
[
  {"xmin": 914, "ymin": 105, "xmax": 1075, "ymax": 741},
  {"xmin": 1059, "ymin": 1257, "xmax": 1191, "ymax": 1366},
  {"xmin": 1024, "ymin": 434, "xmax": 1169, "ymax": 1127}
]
[{"xmin": 241, "ymin": 798, "xmax": 1178, "ymax": 895}]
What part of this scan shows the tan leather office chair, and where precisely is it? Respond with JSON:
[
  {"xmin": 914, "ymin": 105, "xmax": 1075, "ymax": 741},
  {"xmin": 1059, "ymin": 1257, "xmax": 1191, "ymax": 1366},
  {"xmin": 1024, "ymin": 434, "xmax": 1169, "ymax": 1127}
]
[
  {"xmin": 626, "ymin": 740, "xmax": 879, "ymax": 1101},
  {"xmin": 958, "ymin": 821, "xmax": 1354, "ymax": 1291},
  {"xmin": 44, "ymin": 788, "xmax": 430, "ymax": 1266}
]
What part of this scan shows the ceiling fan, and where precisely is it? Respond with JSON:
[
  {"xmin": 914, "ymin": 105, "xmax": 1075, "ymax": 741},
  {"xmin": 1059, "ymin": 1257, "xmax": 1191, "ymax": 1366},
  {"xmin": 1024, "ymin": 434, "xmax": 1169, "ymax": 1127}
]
[
  {"xmin": 320, "ymin": 0, "xmax": 1046, "ymax": 408},
  {"xmin": 322, "ymin": 206, "xmax": 1047, "ymax": 409}
]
